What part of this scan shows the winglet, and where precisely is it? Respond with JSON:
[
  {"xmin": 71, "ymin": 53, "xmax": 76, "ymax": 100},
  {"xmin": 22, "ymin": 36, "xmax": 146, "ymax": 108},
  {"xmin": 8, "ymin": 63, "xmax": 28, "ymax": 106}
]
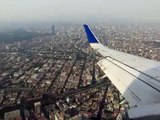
[{"xmin": 83, "ymin": 24, "xmax": 100, "ymax": 43}]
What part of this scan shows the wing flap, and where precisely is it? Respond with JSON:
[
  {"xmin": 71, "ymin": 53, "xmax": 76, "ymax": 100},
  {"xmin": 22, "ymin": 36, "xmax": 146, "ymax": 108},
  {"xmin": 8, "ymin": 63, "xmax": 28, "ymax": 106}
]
[{"xmin": 98, "ymin": 58, "xmax": 160, "ymax": 107}]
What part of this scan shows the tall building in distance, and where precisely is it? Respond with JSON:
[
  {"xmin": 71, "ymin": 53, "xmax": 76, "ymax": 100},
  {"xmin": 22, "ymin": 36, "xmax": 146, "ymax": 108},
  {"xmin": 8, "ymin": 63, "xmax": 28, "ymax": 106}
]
[{"xmin": 52, "ymin": 25, "xmax": 55, "ymax": 35}]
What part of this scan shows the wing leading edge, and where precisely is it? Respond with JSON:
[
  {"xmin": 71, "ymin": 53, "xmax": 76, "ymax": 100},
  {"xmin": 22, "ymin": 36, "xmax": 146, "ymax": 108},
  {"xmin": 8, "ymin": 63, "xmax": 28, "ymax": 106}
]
[{"xmin": 83, "ymin": 24, "xmax": 160, "ymax": 119}]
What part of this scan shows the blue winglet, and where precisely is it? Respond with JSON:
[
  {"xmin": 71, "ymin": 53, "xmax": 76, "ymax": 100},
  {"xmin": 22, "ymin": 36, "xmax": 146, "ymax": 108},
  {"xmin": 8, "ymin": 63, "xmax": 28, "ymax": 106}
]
[{"xmin": 83, "ymin": 24, "xmax": 99, "ymax": 43}]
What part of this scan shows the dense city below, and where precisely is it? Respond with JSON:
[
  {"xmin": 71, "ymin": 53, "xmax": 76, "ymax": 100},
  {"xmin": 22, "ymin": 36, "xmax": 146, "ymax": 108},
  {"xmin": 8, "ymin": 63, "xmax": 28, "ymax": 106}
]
[{"xmin": 0, "ymin": 24, "xmax": 160, "ymax": 120}]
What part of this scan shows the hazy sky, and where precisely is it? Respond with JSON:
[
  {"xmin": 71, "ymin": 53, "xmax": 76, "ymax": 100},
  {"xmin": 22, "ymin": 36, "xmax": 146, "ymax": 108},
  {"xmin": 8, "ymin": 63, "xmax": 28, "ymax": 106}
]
[{"xmin": 0, "ymin": 0, "xmax": 160, "ymax": 24}]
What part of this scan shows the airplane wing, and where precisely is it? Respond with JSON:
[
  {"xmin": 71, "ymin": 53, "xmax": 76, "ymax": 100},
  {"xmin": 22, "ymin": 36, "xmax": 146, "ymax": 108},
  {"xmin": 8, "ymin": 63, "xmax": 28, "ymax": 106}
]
[{"xmin": 83, "ymin": 24, "xmax": 160, "ymax": 119}]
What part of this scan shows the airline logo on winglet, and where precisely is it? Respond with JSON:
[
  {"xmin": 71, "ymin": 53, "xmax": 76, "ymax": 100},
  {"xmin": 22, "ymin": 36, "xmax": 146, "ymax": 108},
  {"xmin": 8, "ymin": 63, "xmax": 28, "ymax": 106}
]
[{"xmin": 83, "ymin": 24, "xmax": 100, "ymax": 43}]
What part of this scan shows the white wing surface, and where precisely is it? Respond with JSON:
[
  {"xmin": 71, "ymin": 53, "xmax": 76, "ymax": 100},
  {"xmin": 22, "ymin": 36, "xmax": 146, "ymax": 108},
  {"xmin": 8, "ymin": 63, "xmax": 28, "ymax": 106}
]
[{"xmin": 84, "ymin": 24, "xmax": 160, "ymax": 119}]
